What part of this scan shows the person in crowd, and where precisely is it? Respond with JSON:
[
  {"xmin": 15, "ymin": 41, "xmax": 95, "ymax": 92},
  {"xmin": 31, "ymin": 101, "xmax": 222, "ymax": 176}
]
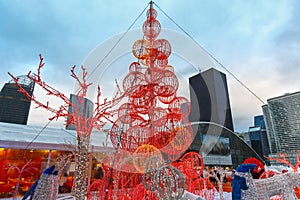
[
  {"xmin": 59, "ymin": 173, "xmax": 68, "ymax": 193},
  {"xmin": 94, "ymin": 166, "xmax": 104, "ymax": 179}
]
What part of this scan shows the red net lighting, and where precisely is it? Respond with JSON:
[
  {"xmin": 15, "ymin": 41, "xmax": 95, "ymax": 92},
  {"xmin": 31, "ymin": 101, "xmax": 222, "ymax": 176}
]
[
  {"xmin": 132, "ymin": 183, "xmax": 158, "ymax": 200},
  {"xmin": 181, "ymin": 152, "xmax": 205, "ymax": 179},
  {"xmin": 129, "ymin": 62, "xmax": 143, "ymax": 72}
]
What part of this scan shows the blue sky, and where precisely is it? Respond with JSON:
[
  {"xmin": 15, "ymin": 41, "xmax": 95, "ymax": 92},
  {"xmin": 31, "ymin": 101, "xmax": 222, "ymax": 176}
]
[{"xmin": 1, "ymin": 0, "xmax": 300, "ymax": 132}]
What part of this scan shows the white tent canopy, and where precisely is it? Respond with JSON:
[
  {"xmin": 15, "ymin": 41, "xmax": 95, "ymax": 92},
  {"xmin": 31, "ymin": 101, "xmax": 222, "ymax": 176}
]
[{"xmin": 0, "ymin": 122, "xmax": 113, "ymax": 152}]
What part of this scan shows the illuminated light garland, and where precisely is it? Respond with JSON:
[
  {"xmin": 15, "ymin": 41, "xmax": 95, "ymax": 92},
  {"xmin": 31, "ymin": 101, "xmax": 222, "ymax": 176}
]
[
  {"xmin": 73, "ymin": 135, "xmax": 90, "ymax": 199},
  {"xmin": 132, "ymin": 183, "xmax": 158, "ymax": 200},
  {"xmin": 32, "ymin": 165, "xmax": 58, "ymax": 200},
  {"xmin": 259, "ymin": 170, "xmax": 280, "ymax": 179}
]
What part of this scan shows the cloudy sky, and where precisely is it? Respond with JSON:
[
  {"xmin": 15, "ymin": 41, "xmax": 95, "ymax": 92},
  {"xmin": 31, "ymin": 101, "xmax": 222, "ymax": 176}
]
[{"xmin": 1, "ymin": 0, "xmax": 299, "ymax": 132}]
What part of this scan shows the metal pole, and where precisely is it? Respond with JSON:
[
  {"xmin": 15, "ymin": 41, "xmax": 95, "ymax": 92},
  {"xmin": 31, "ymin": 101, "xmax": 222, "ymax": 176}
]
[{"xmin": 150, "ymin": 0, "xmax": 153, "ymax": 9}]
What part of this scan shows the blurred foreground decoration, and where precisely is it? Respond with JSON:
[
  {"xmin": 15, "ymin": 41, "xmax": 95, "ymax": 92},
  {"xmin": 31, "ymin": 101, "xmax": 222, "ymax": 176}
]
[
  {"xmin": 232, "ymin": 154, "xmax": 300, "ymax": 200},
  {"xmin": 234, "ymin": 166, "xmax": 300, "ymax": 200},
  {"xmin": 9, "ymin": 55, "xmax": 118, "ymax": 199},
  {"xmin": 264, "ymin": 151, "xmax": 300, "ymax": 172},
  {"xmin": 265, "ymin": 150, "xmax": 300, "ymax": 198}
]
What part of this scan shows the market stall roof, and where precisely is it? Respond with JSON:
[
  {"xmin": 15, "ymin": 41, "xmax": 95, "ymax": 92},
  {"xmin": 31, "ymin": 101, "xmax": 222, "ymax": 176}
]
[{"xmin": 0, "ymin": 122, "xmax": 113, "ymax": 152}]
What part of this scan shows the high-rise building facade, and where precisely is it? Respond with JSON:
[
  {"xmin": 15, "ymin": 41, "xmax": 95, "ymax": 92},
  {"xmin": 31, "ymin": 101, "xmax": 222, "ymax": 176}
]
[
  {"xmin": 0, "ymin": 76, "xmax": 34, "ymax": 125},
  {"xmin": 262, "ymin": 105, "xmax": 277, "ymax": 154},
  {"xmin": 188, "ymin": 68, "xmax": 264, "ymax": 167},
  {"xmin": 262, "ymin": 91, "xmax": 300, "ymax": 164}
]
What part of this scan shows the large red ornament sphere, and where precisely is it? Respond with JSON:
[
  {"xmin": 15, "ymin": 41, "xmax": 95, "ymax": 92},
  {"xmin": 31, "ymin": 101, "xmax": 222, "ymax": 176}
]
[
  {"xmin": 153, "ymin": 39, "xmax": 172, "ymax": 60},
  {"xmin": 142, "ymin": 18, "xmax": 161, "ymax": 40},
  {"xmin": 148, "ymin": 107, "xmax": 168, "ymax": 127},
  {"xmin": 121, "ymin": 125, "xmax": 150, "ymax": 152},
  {"xmin": 146, "ymin": 8, "xmax": 157, "ymax": 19},
  {"xmin": 132, "ymin": 39, "xmax": 151, "ymax": 60},
  {"xmin": 122, "ymin": 71, "xmax": 146, "ymax": 94},
  {"xmin": 153, "ymin": 70, "xmax": 178, "ymax": 97}
]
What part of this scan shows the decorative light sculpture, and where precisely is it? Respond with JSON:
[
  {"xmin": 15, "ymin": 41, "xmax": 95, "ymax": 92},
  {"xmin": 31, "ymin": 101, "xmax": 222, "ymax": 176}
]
[
  {"xmin": 153, "ymin": 165, "xmax": 186, "ymax": 199},
  {"xmin": 98, "ymin": 2, "xmax": 197, "ymax": 198},
  {"xmin": 105, "ymin": 1, "xmax": 193, "ymax": 175}
]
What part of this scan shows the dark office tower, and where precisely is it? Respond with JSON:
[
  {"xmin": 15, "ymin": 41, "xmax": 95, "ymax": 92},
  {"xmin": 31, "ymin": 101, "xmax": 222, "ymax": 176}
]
[
  {"xmin": 189, "ymin": 68, "xmax": 234, "ymax": 131},
  {"xmin": 188, "ymin": 68, "xmax": 264, "ymax": 167},
  {"xmin": 66, "ymin": 94, "xmax": 94, "ymax": 130},
  {"xmin": 0, "ymin": 76, "xmax": 35, "ymax": 125},
  {"xmin": 188, "ymin": 68, "xmax": 234, "ymax": 165}
]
